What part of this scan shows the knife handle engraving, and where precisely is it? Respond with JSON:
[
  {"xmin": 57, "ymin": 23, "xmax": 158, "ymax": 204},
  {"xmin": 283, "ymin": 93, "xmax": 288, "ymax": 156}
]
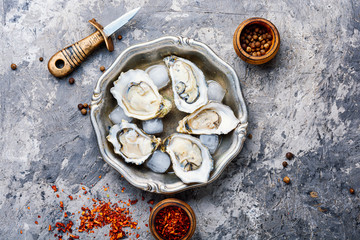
[{"xmin": 48, "ymin": 19, "xmax": 114, "ymax": 78}]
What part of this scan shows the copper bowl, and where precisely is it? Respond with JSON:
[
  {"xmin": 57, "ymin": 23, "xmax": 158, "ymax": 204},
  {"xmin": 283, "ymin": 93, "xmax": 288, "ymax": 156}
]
[
  {"xmin": 233, "ymin": 17, "xmax": 280, "ymax": 65},
  {"xmin": 149, "ymin": 198, "xmax": 196, "ymax": 240}
]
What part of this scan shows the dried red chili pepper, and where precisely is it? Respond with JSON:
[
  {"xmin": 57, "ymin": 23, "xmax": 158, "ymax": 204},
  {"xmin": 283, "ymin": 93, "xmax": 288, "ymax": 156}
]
[
  {"xmin": 154, "ymin": 206, "xmax": 190, "ymax": 240},
  {"xmin": 147, "ymin": 199, "xmax": 154, "ymax": 205}
]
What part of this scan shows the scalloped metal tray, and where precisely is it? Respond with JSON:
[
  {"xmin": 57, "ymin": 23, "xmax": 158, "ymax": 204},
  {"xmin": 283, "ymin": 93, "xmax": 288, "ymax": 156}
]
[{"xmin": 90, "ymin": 36, "xmax": 248, "ymax": 194}]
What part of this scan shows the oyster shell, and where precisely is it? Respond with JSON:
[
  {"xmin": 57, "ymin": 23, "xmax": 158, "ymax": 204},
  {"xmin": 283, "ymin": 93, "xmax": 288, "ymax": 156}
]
[
  {"xmin": 177, "ymin": 101, "xmax": 240, "ymax": 135},
  {"xmin": 107, "ymin": 120, "xmax": 161, "ymax": 165},
  {"xmin": 163, "ymin": 134, "xmax": 213, "ymax": 184},
  {"xmin": 164, "ymin": 55, "xmax": 208, "ymax": 113},
  {"xmin": 110, "ymin": 69, "xmax": 172, "ymax": 120}
]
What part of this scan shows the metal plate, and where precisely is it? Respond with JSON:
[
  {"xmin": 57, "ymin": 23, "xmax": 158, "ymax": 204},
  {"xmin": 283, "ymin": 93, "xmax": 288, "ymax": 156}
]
[{"xmin": 90, "ymin": 36, "xmax": 248, "ymax": 194}]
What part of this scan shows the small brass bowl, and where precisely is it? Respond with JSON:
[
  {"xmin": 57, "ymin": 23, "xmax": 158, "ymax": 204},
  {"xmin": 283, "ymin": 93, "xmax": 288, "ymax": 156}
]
[
  {"xmin": 149, "ymin": 198, "xmax": 196, "ymax": 240},
  {"xmin": 233, "ymin": 17, "xmax": 280, "ymax": 65}
]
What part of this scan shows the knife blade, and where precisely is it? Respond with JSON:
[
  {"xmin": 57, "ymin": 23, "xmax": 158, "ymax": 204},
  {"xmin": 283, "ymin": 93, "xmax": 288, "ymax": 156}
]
[{"xmin": 48, "ymin": 7, "xmax": 141, "ymax": 78}]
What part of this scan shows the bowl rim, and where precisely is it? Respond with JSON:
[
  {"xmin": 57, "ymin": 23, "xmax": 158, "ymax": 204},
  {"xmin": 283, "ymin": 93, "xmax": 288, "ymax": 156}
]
[
  {"xmin": 233, "ymin": 17, "xmax": 280, "ymax": 63},
  {"xmin": 149, "ymin": 198, "xmax": 196, "ymax": 240},
  {"xmin": 90, "ymin": 36, "xmax": 248, "ymax": 194}
]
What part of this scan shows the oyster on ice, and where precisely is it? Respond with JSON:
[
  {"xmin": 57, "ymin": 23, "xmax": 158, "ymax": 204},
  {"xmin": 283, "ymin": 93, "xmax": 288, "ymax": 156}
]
[
  {"xmin": 164, "ymin": 56, "xmax": 208, "ymax": 113},
  {"xmin": 107, "ymin": 120, "xmax": 161, "ymax": 165},
  {"xmin": 110, "ymin": 69, "xmax": 172, "ymax": 121},
  {"xmin": 177, "ymin": 101, "xmax": 240, "ymax": 135},
  {"xmin": 163, "ymin": 134, "xmax": 213, "ymax": 184}
]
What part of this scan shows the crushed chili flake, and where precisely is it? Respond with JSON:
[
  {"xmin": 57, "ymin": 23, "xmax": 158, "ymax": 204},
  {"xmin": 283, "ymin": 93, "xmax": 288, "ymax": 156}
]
[
  {"xmin": 27, "ymin": 206, "xmax": 30, "ymax": 210},
  {"xmin": 129, "ymin": 199, "xmax": 138, "ymax": 205},
  {"xmin": 60, "ymin": 201, "xmax": 64, "ymax": 209},
  {"xmin": 49, "ymin": 225, "xmax": 52, "ymax": 231},
  {"xmin": 35, "ymin": 221, "xmax": 38, "ymax": 224},
  {"xmin": 141, "ymin": 196, "xmax": 145, "ymax": 201},
  {"xmin": 104, "ymin": 188, "xmax": 108, "ymax": 191},
  {"xmin": 150, "ymin": 207, "xmax": 153, "ymax": 212},
  {"xmin": 145, "ymin": 224, "xmax": 148, "ymax": 227},
  {"xmin": 38, "ymin": 215, "xmax": 41, "ymax": 218},
  {"xmin": 64, "ymin": 212, "xmax": 68, "ymax": 218},
  {"xmin": 52, "ymin": 185, "xmax": 58, "ymax": 192},
  {"xmin": 154, "ymin": 206, "xmax": 190, "ymax": 240},
  {"xmin": 56, "ymin": 194, "xmax": 60, "ymax": 198},
  {"xmin": 84, "ymin": 191, "xmax": 88, "ymax": 194},
  {"xmin": 20, "ymin": 230, "xmax": 23, "ymax": 234},
  {"xmin": 82, "ymin": 187, "xmax": 86, "ymax": 191},
  {"xmin": 136, "ymin": 233, "xmax": 140, "ymax": 238},
  {"xmin": 69, "ymin": 195, "xmax": 73, "ymax": 200},
  {"xmin": 147, "ymin": 199, "xmax": 154, "ymax": 205},
  {"xmin": 78, "ymin": 200, "xmax": 138, "ymax": 239},
  {"xmin": 99, "ymin": 175, "xmax": 102, "ymax": 179}
]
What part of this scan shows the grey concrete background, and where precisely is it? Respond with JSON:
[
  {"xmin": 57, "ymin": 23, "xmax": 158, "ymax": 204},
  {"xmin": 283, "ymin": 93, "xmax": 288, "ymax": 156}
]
[{"xmin": 1, "ymin": 0, "xmax": 359, "ymax": 239}]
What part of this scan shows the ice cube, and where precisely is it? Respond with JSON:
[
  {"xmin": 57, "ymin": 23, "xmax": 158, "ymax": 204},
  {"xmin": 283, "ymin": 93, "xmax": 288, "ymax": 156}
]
[
  {"xmin": 109, "ymin": 106, "xmax": 133, "ymax": 124},
  {"xmin": 142, "ymin": 118, "xmax": 163, "ymax": 135},
  {"xmin": 200, "ymin": 134, "xmax": 219, "ymax": 154},
  {"xmin": 146, "ymin": 150, "xmax": 171, "ymax": 173},
  {"xmin": 207, "ymin": 80, "xmax": 226, "ymax": 102},
  {"xmin": 145, "ymin": 65, "xmax": 170, "ymax": 89}
]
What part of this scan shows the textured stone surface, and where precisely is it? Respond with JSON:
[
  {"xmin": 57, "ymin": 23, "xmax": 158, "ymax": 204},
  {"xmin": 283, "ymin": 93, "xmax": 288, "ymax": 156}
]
[{"xmin": 1, "ymin": 0, "xmax": 360, "ymax": 239}]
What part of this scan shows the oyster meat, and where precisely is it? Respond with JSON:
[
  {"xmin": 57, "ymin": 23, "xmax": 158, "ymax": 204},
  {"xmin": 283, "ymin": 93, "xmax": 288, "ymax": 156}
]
[
  {"xmin": 177, "ymin": 101, "xmax": 240, "ymax": 135},
  {"xmin": 110, "ymin": 69, "xmax": 172, "ymax": 120},
  {"xmin": 107, "ymin": 120, "xmax": 161, "ymax": 165},
  {"xmin": 163, "ymin": 134, "xmax": 213, "ymax": 184},
  {"xmin": 164, "ymin": 56, "xmax": 208, "ymax": 113}
]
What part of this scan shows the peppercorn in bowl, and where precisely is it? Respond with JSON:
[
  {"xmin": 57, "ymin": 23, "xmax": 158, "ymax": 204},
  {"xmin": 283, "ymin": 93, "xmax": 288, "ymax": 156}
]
[{"xmin": 233, "ymin": 17, "xmax": 280, "ymax": 65}]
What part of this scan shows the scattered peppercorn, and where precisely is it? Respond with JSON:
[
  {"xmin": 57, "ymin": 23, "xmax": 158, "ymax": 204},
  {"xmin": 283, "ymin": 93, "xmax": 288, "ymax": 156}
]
[
  {"xmin": 283, "ymin": 176, "xmax": 290, "ymax": 184},
  {"xmin": 286, "ymin": 152, "xmax": 294, "ymax": 160},
  {"xmin": 350, "ymin": 188, "xmax": 355, "ymax": 194},
  {"xmin": 11, "ymin": 63, "xmax": 17, "ymax": 70},
  {"xmin": 68, "ymin": 77, "xmax": 75, "ymax": 85},
  {"xmin": 118, "ymin": 35, "xmax": 123, "ymax": 40},
  {"xmin": 78, "ymin": 104, "xmax": 84, "ymax": 110},
  {"xmin": 81, "ymin": 109, "xmax": 87, "ymax": 115},
  {"xmin": 240, "ymin": 25, "xmax": 273, "ymax": 57},
  {"xmin": 282, "ymin": 161, "xmax": 288, "ymax": 167},
  {"xmin": 100, "ymin": 66, "xmax": 105, "ymax": 72},
  {"xmin": 83, "ymin": 103, "xmax": 88, "ymax": 108},
  {"xmin": 39, "ymin": 57, "xmax": 44, "ymax": 62}
]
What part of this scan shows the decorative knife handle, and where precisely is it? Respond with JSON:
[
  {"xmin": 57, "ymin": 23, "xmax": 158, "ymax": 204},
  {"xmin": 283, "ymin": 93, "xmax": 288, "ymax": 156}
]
[{"xmin": 48, "ymin": 19, "xmax": 114, "ymax": 78}]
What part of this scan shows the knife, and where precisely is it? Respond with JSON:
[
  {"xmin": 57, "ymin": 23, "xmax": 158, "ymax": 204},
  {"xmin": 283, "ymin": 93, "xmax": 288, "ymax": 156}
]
[{"xmin": 48, "ymin": 7, "xmax": 140, "ymax": 78}]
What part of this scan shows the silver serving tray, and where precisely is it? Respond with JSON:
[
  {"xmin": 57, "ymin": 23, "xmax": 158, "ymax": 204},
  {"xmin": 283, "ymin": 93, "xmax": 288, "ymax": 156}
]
[{"xmin": 91, "ymin": 36, "xmax": 248, "ymax": 194}]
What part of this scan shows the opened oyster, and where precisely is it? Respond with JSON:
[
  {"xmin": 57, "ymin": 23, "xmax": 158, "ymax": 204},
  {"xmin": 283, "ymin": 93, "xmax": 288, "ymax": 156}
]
[
  {"xmin": 110, "ymin": 69, "xmax": 172, "ymax": 120},
  {"xmin": 107, "ymin": 120, "xmax": 161, "ymax": 165},
  {"xmin": 164, "ymin": 56, "xmax": 208, "ymax": 113},
  {"xmin": 177, "ymin": 102, "xmax": 240, "ymax": 135},
  {"xmin": 163, "ymin": 134, "xmax": 213, "ymax": 184}
]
